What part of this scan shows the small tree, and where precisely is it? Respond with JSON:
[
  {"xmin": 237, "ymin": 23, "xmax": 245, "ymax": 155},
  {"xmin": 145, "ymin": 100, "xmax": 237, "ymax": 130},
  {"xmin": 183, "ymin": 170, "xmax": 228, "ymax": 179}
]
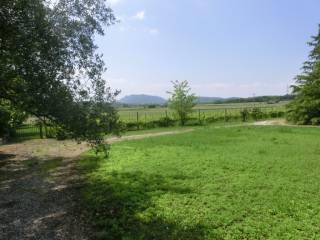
[
  {"xmin": 167, "ymin": 80, "xmax": 196, "ymax": 126},
  {"xmin": 240, "ymin": 108, "xmax": 249, "ymax": 122}
]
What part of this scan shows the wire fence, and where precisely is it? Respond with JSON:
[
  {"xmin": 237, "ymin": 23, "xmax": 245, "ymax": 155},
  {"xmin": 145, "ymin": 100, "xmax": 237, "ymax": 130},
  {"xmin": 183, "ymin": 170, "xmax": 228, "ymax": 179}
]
[
  {"xmin": 14, "ymin": 106, "xmax": 286, "ymax": 139},
  {"xmin": 118, "ymin": 106, "xmax": 285, "ymax": 123}
]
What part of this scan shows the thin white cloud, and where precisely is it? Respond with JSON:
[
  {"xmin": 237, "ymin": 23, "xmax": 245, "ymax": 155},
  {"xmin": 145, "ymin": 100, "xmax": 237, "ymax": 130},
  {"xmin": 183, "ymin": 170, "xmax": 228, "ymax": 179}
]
[{"xmin": 133, "ymin": 10, "xmax": 145, "ymax": 20}]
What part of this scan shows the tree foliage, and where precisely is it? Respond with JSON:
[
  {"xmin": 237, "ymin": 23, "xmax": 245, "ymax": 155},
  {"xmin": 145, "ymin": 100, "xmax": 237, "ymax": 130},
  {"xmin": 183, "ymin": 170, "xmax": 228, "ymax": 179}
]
[
  {"xmin": 287, "ymin": 25, "xmax": 320, "ymax": 125},
  {"xmin": 167, "ymin": 80, "xmax": 196, "ymax": 126},
  {"xmin": 0, "ymin": 0, "xmax": 120, "ymax": 152},
  {"xmin": 0, "ymin": 100, "xmax": 27, "ymax": 138}
]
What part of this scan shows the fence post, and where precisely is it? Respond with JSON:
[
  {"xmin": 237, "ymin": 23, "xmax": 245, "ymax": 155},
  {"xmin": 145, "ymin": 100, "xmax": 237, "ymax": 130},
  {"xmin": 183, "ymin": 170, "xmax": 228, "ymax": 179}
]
[
  {"xmin": 198, "ymin": 109, "xmax": 201, "ymax": 124},
  {"xmin": 136, "ymin": 112, "xmax": 139, "ymax": 130},
  {"xmin": 39, "ymin": 122, "xmax": 43, "ymax": 139},
  {"xmin": 165, "ymin": 110, "xmax": 168, "ymax": 126},
  {"xmin": 224, "ymin": 108, "xmax": 227, "ymax": 122}
]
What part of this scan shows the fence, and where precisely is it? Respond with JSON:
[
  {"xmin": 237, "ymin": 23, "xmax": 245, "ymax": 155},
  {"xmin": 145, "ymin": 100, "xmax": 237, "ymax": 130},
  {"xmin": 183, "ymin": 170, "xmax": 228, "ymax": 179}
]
[
  {"xmin": 118, "ymin": 106, "xmax": 285, "ymax": 124},
  {"xmin": 14, "ymin": 123, "xmax": 57, "ymax": 139},
  {"xmin": 14, "ymin": 106, "xmax": 286, "ymax": 139}
]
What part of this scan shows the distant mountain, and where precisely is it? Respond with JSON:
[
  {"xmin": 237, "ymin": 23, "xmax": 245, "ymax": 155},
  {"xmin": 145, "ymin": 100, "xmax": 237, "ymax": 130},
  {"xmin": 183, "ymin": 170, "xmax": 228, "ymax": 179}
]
[
  {"xmin": 119, "ymin": 94, "xmax": 167, "ymax": 105},
  {"xmin": 196, "ymin": 96, "xmax": 225, "ymax": 104},
  {"xmin": 118, "ymin": 94, "xmax": 293, "ymax": 106}
]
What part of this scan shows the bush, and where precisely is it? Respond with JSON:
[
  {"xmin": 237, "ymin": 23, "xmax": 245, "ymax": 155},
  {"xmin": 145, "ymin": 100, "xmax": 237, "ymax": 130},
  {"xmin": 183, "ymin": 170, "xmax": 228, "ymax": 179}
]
[
  {"xmin": 251, "ymin": 108, "xmax": 263, "ymax": 120},
  {"xmin": 56, "ymin": 128, "xmax": 69, "ymax": 140},
  {"xmin": 269, "ymin": 111, "xmax": 278, "ymax": 118},
  {"xmin": 240, "ymin": 108, "xmax": 250, "ymax": 122},
  {"xmin": 142, "ymin": 121, "xmax": 157, "ymax": 129},
  {"xmin": 269, "ymin": 111, "xmax": 285, "ymax": 119},
  {"xmin": 185, "ymin": 117, "xmax": 202, "ymax": 126},
  {"xmin": 125, "ymin": 122, "xmax": 143, "ymax": 131},
  {"xmin": 153, "ymin": 117, "xmax": 176, "ymax": 127},
  {"xmin": 311, "ymin": 117, "xmax": 320, "ymax": 125},
  {"xmin": 205, "ymin": 116, "xmax": 217, "ymax": 123},
  {"xmin": 224, "ymin": 114, "xmax": 231, "ymax": 122}
]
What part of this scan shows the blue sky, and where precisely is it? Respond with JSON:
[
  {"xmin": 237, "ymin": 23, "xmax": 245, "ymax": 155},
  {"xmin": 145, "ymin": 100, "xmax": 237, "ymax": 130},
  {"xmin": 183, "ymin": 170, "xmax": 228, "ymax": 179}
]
[{"xmin": 96, "ymin": 0, "xmax": 320, "ymax": 98}]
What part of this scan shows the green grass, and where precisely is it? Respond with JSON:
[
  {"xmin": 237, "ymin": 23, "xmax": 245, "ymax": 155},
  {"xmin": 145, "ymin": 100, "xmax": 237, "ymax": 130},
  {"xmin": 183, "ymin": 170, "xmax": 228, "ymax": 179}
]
[
  {"xmin": 14, "ymin": 124, "xmax": 41, "ymax": 140},
  {"xmin": 80, "ymin": 125, "xmax": 320, "ymax": 239},
  {"xmin": 117, "ymin": 102, "xmax": 286, "ymax": 123}
]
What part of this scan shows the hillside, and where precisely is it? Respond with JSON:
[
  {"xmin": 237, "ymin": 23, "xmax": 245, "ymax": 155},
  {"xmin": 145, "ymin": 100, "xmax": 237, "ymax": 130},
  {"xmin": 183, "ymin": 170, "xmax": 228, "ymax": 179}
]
[
  {"xmin": 196, "ymin": 96, "xmax": 225, "ymax": 103},
  {"xmin": 119, "ymin": 94, "xmax": 167, "ymax": 105}
]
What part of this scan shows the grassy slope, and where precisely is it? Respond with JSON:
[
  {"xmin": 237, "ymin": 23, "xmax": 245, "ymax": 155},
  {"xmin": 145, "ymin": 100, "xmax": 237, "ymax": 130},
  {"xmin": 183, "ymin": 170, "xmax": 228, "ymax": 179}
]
[{"xmin": 80, "ymin": 126, "xmax": 320, "ymax": 240}]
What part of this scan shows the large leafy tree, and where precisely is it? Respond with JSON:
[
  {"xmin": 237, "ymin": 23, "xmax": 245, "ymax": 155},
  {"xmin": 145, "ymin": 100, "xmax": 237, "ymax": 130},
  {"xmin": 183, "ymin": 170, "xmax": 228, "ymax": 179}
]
[
  {"xmin": 287, "ymin": 25, "xmax": 320, "ymax": 125},
  {"xmin": 0, "ymin": 0, "xmax": 120, "ymax": 151},
  {"xmin": 167, "ymin": 80, "xmax": 196, "ymax": 126},
  {"xmin": 0, "ymin": 100, "xmax": 27, "ymax": 137}
]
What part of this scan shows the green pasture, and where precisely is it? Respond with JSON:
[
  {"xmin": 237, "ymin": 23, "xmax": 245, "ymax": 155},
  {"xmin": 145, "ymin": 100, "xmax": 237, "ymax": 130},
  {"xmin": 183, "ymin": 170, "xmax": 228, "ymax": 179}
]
[
  {"xmin": 80, "ymin": 125, "xmax": 320, "ymax": 239},
  {"xmin": 14, "ymin": 102, "xmax": 287, "ymax": 139},
  {"xmin": 117, "ymin": 102, "xmax": 286, "ymax": 123}
]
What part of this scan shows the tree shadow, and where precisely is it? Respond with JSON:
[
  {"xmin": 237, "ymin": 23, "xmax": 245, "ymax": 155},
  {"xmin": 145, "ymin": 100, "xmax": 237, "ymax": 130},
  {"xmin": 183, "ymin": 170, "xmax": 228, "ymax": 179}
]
[
  {"xmin": 0, "ymin": 152, "xmax": 16, "ymax": 168},
  {"xmin": 0, "ymin": 152, "xmax": 90, "ymax": 239},
  {"xmin": 81, "ymin": 156, "xmax": 206, "ymax": 240}
]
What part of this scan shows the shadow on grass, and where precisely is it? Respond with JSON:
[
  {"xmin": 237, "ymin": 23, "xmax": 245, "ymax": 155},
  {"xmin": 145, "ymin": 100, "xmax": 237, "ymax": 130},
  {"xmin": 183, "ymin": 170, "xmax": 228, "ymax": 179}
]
[{"xmin": 81, "ymin": 155, "xmax": 206, "ymax": 240}]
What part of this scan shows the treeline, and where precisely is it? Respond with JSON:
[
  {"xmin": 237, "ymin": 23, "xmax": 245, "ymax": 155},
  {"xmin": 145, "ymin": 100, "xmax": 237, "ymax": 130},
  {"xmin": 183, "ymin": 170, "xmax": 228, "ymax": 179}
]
[
  {"xmin": 115, "ymin": 94, "xmax": 293, "ymax": 108},
  {"xmin": 213, "ymin": 95, "xmax": 293, "ymax": 104}
]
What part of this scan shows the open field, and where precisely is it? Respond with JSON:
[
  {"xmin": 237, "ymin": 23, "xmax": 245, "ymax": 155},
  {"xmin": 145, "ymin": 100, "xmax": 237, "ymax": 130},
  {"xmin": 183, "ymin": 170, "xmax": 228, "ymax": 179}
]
[
  {"xmin": 117, "ymin": 102, "xmax": 287, "ymax": 123},
  {"xmin": 80, "ymin": 125, "xmax": 320, "ymax": 239},
  {"xmin": 14, "ymin": 102, "xmax": 287, "ymax": 140}
]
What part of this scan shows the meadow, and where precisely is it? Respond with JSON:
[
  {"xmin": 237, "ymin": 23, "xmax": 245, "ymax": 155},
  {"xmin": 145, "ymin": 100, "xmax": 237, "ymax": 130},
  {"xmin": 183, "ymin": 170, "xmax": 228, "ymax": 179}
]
[
  {"xmin": 80, "ymin": 125, "xmax": 320, "ymax": 239},
  {"xmin": 14, "ymin": 102, "xmax": 287, "ymax": 139},
  {"xmin": 118, "ymin": 101, "xmax": 287, "ymax": 123}
]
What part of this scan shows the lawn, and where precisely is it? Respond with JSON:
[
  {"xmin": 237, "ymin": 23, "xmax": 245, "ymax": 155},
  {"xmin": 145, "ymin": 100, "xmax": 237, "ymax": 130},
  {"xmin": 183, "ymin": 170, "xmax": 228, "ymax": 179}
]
[{"xmin": 80, "ymin": 126, "xmax": 320, "ymax": 239}]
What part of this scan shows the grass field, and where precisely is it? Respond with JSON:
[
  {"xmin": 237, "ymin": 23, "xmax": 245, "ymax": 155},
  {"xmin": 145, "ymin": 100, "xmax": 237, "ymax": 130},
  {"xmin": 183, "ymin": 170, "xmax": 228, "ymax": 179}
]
[
  {"xmin": 15, "ymin": 102, "xmax": 286, "ymax": 139},
  {"xmin": 80, "ymin": 125, "xmax": 320, "ymax": 239},
  {"xmin": 117, "ymin": 102, "xmax": 287, "ymax": 123}
]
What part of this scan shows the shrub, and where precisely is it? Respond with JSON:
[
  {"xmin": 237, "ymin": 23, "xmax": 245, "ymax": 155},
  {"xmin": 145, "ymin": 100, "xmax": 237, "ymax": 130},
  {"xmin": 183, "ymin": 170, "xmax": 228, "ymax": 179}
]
[
  {"xmin": 269, "ymin": 111, "xmax": 278, "ymax": 118},
  {"xmin": 240, "ymin": 108, "xmax": 250, "ymax": 122},
  {"xmin": 185, "ymin": 117, "xmax": 202, "ymax": 126},
  {"xmin": 125, "ymin": 122, "xmax": 143, "ymax": 131},
  {"xmin": 56, "ymin": 128, "xmax": 69, "ymax": 140},
  {"xmin": 154, "ymin": 117, "xmax": 176, "ymax": 127},
  {"xmin": 269, "ymin": 111, "xmax": 285, "ymax": 118},
  {"xmin": 251, "ymin": 108, "xmax": 263, "ymax": 120},
  {"xmin": 205, "ymin": 116, "xmax": 217, "ymax": 123},
  {"xmin": 311, "ymin": 117, "xmax": 320, "ymax": 125}
]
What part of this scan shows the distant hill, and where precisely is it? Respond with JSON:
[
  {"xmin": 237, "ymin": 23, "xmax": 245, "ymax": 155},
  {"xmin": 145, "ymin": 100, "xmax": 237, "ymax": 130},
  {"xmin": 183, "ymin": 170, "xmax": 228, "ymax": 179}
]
[
  {"xmin": 118, "ymin": 94, "xmax": 293, "ymax": 106},
  {"xmin": 213, "ymin": 95, "xmax": 293, "ymax": 104},
  {"xmin": 119, "ymin": 94, "xmax": 167, "ymax": 105},
  {"xmin": 196, "ymin": 96, "xmax": 224, "ymax": 104}
]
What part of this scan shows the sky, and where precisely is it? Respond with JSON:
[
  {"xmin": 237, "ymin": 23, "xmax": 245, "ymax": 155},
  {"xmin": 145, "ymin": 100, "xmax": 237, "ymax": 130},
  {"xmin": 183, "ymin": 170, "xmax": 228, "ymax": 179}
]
[{"xmin": 96, "ymin": 0, "xmax": 320, "ymax": 99}]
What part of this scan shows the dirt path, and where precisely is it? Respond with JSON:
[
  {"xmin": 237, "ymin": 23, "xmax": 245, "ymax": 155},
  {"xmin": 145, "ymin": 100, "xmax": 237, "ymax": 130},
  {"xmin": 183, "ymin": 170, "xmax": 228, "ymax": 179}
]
[
  {"xmin": 254, "ymin": 119, "xmax": 288, "ymax": 126},
  {"xmin": 254, "ymin": 119, "xmax": 320, "ymax": 128},
  {"xmin": 107, "ymin": 128, "xmax": 194, "ymax": 144},
  {"xmin": 0, "ymin": 139, "xmax": 90, "ymax": 240},
  {"xmin": 0, "ymin": 128, "xmax": 194, "ymax": 240}
]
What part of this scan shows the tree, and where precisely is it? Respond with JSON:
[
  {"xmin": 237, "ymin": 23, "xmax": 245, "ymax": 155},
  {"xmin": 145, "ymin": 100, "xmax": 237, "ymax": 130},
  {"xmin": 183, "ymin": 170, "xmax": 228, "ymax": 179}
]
[
  {"xmin": 167, "ymin": 80, "xmax": 196, "ymax": 126},
  {"xmin": 287, "ymin": 25, "xmax": 320, "ymax": 125},
  {"xmin": 0, "ymin": 100, "xmax": 27, "ymax": 139},
  {"xmin": 0, "ymin": 0, "xmax": 120, "ymax": 153}
]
